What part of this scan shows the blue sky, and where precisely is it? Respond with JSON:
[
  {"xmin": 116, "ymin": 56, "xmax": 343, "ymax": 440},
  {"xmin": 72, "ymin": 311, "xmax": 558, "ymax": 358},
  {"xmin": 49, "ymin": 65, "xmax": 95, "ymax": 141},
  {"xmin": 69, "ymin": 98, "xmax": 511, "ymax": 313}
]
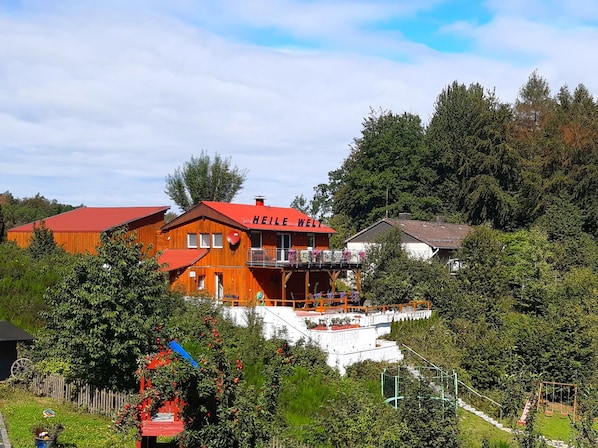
[{"xmin": 1, "ymin": 0, "xmax": 598, "ymax": 213}]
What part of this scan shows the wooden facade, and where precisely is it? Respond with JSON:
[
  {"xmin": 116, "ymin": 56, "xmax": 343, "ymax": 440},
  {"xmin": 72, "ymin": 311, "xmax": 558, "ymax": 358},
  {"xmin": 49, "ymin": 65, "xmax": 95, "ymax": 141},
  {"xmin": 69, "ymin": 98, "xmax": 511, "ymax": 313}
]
[
  {"xmin": 158, "ymin": 199, "xmax": 363, "ymax": 306},
  {"xmin": 7, "ymin": 206, "xmax": 169, "ymax": 256}
]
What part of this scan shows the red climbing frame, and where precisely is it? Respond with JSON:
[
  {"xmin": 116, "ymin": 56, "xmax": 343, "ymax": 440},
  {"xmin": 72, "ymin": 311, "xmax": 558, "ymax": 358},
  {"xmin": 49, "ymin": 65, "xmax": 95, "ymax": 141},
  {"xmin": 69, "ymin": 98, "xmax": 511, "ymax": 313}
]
[{"xmin": 136, "ymin": 353, "xmax": 185, "ymax": 448}]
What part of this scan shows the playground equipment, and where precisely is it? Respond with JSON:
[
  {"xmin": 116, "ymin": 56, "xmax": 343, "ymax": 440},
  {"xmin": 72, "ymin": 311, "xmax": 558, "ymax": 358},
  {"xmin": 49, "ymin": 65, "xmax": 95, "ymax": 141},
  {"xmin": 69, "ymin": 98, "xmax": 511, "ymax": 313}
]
[
  {"xmin": 137, "ymin": 341, "xmax": 198, "ymax": 448},
  {"xmin": 381, "ymin": 365, "xmax": 458, "ymax": 412},
  {"xmin": 537, "ymin": 381, "xmax": 577, "ymax": 419}
]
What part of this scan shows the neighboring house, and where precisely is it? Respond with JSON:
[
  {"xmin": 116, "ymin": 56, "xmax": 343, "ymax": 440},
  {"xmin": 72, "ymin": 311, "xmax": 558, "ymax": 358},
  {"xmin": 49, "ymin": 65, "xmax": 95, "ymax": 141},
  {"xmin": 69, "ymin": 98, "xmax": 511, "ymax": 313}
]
[
  {"xmin": 346, "ymin": 217, "xmax": 471, "ymax": 269},
  {"xmin": 7, "ymin": 206, "xmax": 170, "ymax": 256},
  {"xmin": 157, "ymin": 198, "xmax": 363, "ymax": 304},
  {"xmin": 0, "ymin": 320, "xmax": 34, "ymax": 380}
]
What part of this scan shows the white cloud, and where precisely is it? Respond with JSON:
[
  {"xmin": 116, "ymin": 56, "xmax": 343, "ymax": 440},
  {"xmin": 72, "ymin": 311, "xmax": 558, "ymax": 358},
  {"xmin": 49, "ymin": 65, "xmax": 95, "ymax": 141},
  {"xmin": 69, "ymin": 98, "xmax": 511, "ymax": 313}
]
[{"xmin": 1, "ymin": 1, "xmax": 598, "ymax": 214}]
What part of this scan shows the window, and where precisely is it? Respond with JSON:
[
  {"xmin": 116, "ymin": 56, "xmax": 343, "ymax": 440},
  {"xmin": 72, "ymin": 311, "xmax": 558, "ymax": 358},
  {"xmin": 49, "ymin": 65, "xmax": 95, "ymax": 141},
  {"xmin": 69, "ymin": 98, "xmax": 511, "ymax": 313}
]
[
  {"xmin": 250, "ymin": 231, "xmax": 262, "ymax": 248},
  {"xmin": 307, "ymin": 233, "xmax": 315, "ymax": 249},
  {"xmin": 187, "ymin": 233, "xmax": 197, "ymax": 248},
  {"xmin": 213, "ymin": 233, "xmax": 223, "ymax": 248},
  {"xmin": 200, "ymin": 233, "xmax": 210, "ymax": 248},
  {"xmin": 197, "ymin": 275, "xmax": 205, "ymax": 290}
]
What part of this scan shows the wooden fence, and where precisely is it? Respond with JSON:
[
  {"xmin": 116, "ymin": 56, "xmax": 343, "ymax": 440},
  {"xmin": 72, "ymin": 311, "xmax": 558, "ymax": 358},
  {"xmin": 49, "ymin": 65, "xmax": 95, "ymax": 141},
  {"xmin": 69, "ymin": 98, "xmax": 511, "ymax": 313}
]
[
  {"xmin": 31, "ymin": 374, "xmax": 132, "ymax": 416},
  {"xmin": 31, "ymin": 375, "xmax": 312, "ymax": 447}
]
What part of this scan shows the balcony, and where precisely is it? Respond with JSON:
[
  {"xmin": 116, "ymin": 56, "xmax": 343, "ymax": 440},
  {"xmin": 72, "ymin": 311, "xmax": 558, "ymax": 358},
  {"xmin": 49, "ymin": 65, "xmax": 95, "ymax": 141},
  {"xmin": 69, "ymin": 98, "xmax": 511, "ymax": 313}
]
[{"xmin": 247, "ymin": 248, "xmax": 365, "ymax": 269}]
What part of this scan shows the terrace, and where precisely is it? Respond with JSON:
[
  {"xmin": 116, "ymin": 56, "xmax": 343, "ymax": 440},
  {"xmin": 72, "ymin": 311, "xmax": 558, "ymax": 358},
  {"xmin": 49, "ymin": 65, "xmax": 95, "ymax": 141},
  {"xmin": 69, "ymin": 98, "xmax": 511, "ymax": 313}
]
[{"xmin": 246, "ymin": 248, "xmax": 365, "ymax": 269}]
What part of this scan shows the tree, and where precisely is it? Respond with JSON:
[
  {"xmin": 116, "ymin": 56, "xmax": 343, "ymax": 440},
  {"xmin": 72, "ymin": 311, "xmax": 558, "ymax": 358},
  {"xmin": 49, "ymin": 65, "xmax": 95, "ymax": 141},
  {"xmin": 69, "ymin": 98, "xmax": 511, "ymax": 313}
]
[
  {"xmin": 0, "ymin": 204, "xmax": 5, "ymax": 242},
  {"xmin": 397, "ymin": 377, "xmax": 460, "ymax": 448},
  {"xmin": 427, "ymin": 81, "xmax": 521, "ymax": 228},
  {"xmin": 34, "ymin": 227, "xmax": 182, "ymax": 390},
  {"xmin": 165, "ymin": 152, "xmax": 248, "ymax": 211},
  {"xmin": 329, "ymin": 108, "xmax": 438, "ymax": 230},
  {"xmin": 28, "ymin": 221, "xmax": 63, "ymax": 258},
  {"xmin": 362, "ymin": 227, "xmax": 454, "ymax": 307}
]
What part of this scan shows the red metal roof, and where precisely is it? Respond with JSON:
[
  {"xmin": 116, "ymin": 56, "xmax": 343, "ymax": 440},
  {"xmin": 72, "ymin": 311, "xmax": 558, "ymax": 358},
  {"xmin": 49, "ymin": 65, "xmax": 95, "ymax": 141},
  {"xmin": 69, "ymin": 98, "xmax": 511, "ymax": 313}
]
[
  {"xmin": 202, "ymin": 201, "xmax": 335, "ymax": 233},
  {"xmin": 158, "ymin": 249, "xmax": 208, "ymax": 271},
  {"xmin": 8, "ymin": 206, "xmax": 170, "ymax": 233}
]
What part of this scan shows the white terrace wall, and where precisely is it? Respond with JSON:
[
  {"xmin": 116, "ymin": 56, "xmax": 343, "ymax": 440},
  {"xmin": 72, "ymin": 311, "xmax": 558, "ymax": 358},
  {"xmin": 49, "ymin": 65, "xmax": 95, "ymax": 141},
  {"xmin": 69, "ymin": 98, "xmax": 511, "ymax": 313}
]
[{"xmin": 224, "ymin": 306, "xmax": 432, "ymax": 375}]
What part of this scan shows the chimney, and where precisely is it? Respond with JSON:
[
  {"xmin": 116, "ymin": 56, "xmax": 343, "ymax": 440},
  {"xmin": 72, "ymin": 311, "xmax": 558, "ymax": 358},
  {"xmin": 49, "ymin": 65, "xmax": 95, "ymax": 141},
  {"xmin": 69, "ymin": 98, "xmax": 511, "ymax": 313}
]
[
  {"xmin": 398, "ymin": 212, "xmax": 410, "ymax": 220},
  {"xmin": 254, "ymin": 196, "xmax": 265, "ymax": 206}
]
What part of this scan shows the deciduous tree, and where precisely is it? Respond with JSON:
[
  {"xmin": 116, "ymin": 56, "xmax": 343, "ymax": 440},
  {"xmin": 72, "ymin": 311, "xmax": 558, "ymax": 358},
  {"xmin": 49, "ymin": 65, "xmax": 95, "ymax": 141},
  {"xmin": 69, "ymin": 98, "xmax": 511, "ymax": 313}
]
[
  {"xmin": 165, "ymin": 151, "xmax": 248, "ymax": 211},
  {"xmin": 34, "ymin": 227, "xmax": 181, "ymax": 390}
]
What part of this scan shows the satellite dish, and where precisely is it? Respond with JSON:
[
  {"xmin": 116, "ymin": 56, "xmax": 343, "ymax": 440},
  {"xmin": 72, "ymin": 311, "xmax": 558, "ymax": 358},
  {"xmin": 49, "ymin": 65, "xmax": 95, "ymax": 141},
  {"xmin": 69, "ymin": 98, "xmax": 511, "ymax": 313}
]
[{"xmin": 227, "ymin": 230, "xmax": 241, "ymax": 245}]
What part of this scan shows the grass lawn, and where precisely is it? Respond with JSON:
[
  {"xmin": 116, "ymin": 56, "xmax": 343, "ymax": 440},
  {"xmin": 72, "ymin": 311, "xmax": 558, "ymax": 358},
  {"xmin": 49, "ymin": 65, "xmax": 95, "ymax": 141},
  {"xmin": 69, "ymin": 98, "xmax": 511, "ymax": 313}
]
[
  {"xmin": 0, "ymin": 384, "xmax": 135, "ymax": 448},
  {"xmin": 536, "ymin": 411, "xmax": 573, "ymax": 443},
  {"xmin": 458, "ymin": 408, "xmax": 514, "ymax": 448}
]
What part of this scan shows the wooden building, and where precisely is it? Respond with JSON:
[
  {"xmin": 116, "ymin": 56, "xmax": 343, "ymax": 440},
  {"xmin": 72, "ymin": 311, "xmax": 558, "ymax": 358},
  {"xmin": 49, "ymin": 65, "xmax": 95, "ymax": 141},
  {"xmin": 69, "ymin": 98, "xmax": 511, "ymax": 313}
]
[
  {"xmin": 7, "ymin": 206, "xmax": 170, "ymax": 256},
  {"xmin": 157, "ymin": 198, "xmax": 363, "ymax": 306}
]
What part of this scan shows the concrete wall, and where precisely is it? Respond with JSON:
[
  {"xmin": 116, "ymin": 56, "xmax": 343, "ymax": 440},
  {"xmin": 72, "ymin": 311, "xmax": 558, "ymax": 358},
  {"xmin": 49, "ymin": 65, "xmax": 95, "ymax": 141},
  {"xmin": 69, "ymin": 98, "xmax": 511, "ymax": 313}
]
[{"xmin": 224, "ymin": 306, "xmax": 432, "ymax": 375}]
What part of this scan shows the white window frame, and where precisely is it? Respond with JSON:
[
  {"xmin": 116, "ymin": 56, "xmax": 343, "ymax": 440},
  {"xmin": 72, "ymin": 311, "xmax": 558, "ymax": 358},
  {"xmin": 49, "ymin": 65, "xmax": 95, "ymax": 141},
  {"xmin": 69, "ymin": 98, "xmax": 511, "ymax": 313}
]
[
  {"xmin": 187, "ymin": 233, "xmax": 198, "ymax": 248},
  {"xmin": 212, "ymin": 233, "xmax": 223, "ymax": 248},
  {"xmin": 197, "ymin": 275, "xmax": 205, "ymax": 290},
  {"xmin": 200, "ymin": 233, "xmax": 210, "ymax": 248}
]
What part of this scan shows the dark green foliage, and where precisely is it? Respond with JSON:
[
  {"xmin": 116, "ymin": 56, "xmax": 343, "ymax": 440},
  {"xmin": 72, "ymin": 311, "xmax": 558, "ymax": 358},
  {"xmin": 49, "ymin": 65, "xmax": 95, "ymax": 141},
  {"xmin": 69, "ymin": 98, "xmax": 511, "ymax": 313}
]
[
  {"xmin": 362, "ymin": 227, "xmax": 455, "ymax": 307},
  {"xmin": 328, "ymin": 108, "xmax": 439, "ymax": 230},
  {"xmin": 0, "ymin": 204, "xmax": 5, "ymax": 242},
  {"xmin": 28, "ymin": 221, "xmax": 63, "ymax": 259},
  {"xmin": 0, "ymin": 191, "xmax": 78, "ymax": 230},
  {"xmin": 0, "ymin": 241, "xmax": 72, "ymax": 332},
  {"xmin": 33, "ymin": 227, "xmax": 180, "ymax": 390},
  {"xmin": 397, "ymin": 378, "xmax": 460, "ymax": 448},
  {"xmin": 427, "ymin": 82, "xmax": 521, "ymax": 229},
  {"xmin": 571, "ymin": 386, "xmax": 598, "ymax": 447},
  {"xmin": 165, "ymin": 151, "xmax": 248, "ymax": 211}
]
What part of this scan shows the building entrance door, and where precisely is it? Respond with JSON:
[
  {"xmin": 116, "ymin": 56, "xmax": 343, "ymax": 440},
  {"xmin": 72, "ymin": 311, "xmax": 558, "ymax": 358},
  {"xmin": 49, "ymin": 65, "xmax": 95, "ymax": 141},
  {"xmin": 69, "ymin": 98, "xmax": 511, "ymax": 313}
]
[{"xmin": 277, "ymin": 233, "xmax": 291, "ymax": 261}]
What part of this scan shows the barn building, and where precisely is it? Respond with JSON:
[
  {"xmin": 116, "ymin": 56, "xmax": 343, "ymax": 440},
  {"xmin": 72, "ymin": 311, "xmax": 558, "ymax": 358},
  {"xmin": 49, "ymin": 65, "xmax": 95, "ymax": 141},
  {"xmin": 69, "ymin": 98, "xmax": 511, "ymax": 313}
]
[{"xmin": 7, "ymin": 206, "xmax": 170, "ymax": 256}]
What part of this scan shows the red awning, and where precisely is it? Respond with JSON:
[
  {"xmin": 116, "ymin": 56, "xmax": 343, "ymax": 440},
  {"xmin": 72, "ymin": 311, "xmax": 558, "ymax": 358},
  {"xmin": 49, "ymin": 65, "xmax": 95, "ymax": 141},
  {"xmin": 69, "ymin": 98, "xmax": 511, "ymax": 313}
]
[{"xmin": 158, "ymin": 249, "xmax": 208, "ymax": 271}]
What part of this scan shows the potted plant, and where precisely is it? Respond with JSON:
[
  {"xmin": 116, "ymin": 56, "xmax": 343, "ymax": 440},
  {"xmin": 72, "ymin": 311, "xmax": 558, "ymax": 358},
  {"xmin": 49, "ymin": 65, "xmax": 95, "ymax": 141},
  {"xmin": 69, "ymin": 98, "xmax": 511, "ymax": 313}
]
[{"xmin": 32, "ymin": 419, "xmax": 64, "ymax": 447}]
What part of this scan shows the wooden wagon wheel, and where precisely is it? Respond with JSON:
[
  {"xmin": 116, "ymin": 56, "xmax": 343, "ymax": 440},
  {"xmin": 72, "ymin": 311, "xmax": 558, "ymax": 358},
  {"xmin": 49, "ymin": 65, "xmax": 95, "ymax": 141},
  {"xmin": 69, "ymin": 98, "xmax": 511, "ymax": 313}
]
[{"xmin": 10, "ymin": 357, "xmax": 34, "ymax": 379}]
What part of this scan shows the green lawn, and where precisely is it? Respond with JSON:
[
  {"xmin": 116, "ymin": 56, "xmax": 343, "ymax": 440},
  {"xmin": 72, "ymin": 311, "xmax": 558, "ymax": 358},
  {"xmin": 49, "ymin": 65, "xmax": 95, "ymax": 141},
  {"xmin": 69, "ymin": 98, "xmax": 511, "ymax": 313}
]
[
  {"xmin": 0, "ymin": 384, "xmax": 135, "ymax": 448},
  {"xmin": 536, "ymin": 412, "xmax": 573, "ymax": 443},
  {"xmin": 458, "ymin": 409, "xmax": 514, "ymax": 448}
]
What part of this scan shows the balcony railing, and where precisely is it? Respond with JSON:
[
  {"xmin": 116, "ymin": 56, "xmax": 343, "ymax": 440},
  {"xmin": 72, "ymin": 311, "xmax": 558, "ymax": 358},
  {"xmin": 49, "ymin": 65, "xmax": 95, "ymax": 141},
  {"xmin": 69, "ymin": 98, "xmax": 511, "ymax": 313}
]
[{"xmin": 247, "ymin": 248, "xmax": 365, "ymax": 268}]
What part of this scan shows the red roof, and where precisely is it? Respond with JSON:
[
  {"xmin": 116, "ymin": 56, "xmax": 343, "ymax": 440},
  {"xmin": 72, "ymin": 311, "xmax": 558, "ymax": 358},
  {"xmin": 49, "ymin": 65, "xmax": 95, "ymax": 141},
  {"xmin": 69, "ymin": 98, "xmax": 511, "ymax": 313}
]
[
  {"xmin": 9, "ymin": 206, "xmax": 170, "ymax": 233},
  {"xmin": 158, "ymin": 249, "xmax": 208, "ymax": 271},
  {"xmin": 163, "ymin": 201, "xmax": 335, "ymax": 234}
]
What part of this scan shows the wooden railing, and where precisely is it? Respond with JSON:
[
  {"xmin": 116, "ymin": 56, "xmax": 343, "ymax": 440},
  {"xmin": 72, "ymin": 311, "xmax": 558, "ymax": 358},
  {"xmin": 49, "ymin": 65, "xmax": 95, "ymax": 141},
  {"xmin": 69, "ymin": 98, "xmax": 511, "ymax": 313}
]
[{"xmin": 223, "ymin": 292, "xmax": 431, "ymax": 315}]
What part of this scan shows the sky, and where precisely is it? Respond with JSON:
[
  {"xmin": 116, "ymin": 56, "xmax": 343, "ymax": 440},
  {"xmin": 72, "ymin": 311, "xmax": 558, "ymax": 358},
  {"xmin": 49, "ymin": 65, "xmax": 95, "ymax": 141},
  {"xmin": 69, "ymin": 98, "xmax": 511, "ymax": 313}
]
[{"xmin": 1, "ymin": 0, "xmax": 598, "ymax": 214}]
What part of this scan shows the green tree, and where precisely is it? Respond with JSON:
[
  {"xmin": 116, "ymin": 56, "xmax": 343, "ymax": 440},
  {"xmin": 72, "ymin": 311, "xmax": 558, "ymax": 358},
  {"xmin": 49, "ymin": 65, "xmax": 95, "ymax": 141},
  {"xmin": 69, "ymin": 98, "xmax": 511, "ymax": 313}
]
[
  {"xmin": 165, "ymin": 151, "xmax": 248, "ymax": 211},
  {"xmin": 0, "ymin": 204, "xmax": 5, "ymax": 242},
  {"xmin": 427, "ymin": 81, "xmax": 521, "ymax": 228},
  {"xmin": 28, "ymin": 221, "xmax": 63, "ymax": 259},
  {"xmin": 397, "ymin": 377, "xmax": 460, "ymax": 448},
  {"xmin": 0, "ymin": 191, "xmax": 78, "ymax": 230},
  {"xmin": 501, "ymin": 229, "xmax": 555, "ymax": 315},
  {"xmin": 34, "ymin": 227, "xmax": 181, "ymax": 390},
  {"xmin": 329, "ymin": 108, "xmax": 438, "ymax": 230},
  {"xmin": 362, "ymin": 227, "xmax": 454, "ymax": 307}
]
